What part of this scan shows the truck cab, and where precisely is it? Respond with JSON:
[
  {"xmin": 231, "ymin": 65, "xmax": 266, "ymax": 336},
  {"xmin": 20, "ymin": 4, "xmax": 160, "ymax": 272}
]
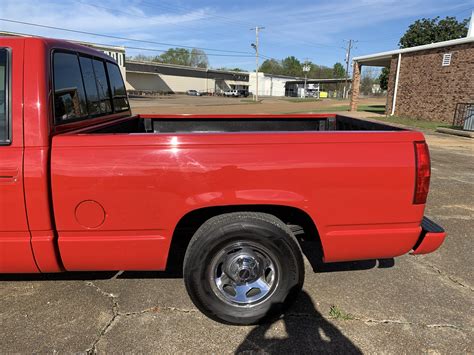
[{"xmin": 0, "ymin": 37, "xmax": 132, "ymax": 273}]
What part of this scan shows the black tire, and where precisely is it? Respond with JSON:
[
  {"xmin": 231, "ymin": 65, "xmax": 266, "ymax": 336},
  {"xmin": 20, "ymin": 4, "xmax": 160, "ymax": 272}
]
[{"xmin": 183, "ymin": 212, "xmax": 304, "ymax": 325}]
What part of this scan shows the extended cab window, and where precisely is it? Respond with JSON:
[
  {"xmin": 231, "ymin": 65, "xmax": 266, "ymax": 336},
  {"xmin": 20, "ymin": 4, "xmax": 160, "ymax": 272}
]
[
  {"xmin": 0, "ymin": 48, "xmax": 9, "ymax": 143},
  {"xmin": 79, "ymin": 56, "xmax": 113, "ymax": 116},
  {"xmin": 92, "ymin": 59, "xmax": 113, "ymax": 114},
  {"xmin": 106, "ymin": 62, "xmax": 129, "ymax": 112},
  {"xmin": 79, "ymin": 56, "xmax": 101, "ymax": 116},
  {"xmin": 53, "ymin": 52, "xmax": 88, "ymax": 123}
]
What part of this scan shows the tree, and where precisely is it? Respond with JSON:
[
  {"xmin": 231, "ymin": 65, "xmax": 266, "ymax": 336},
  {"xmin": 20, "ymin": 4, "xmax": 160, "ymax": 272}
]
[
  {"xmin": 259, "ymin": 57, "xmax": 350, "ymax": 79},
  {"xmin": 158, "ymin": 48, "xmax": 191, "ymax": 66},
  {"xmin": 190, "ymin": 48, "xmax": 209, "ymax": 68},
  {"xmin": 217, "ymin": 67, "xmax": 245, "ymax": 72},
  {"xmin": 281, "ymin": 56, "xmax": 302, "ymax": 77},
  {"xmin": 399, "ymin": 16, "xmax": 469, "ymax": 48},
  {"xmin": 360, "ymin": 75, "xmax": 376, "ymax": 96},
  {"xmin": 132, "ymin": 54, "xmax": 153, "ymax": 62},
  {"xmin": 360, "ymin": 67, "xmax": 379, "ymax": 95},
  {"xmin": 379, "ymin": 67, "xmax": 390, "ymax": 91},
  {"xmin": 155, "ymin": 48, "xmax": 209, "ymax": 68},
  {"xmin": 259, "ymin": 59, "xmax": 283, "ymax": 75},
  {"xmin": 332, "ymin": 62, "xmax": 346, "ymax": 78}
]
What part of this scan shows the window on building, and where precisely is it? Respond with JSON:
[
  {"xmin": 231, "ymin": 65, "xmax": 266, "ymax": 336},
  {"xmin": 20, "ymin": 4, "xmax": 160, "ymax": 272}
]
[
  {"xmin": 106, "ymin": 62, "xmax": 129, "ymax": 112},
  {"xmin": 0, "ymin": 48, "xmax": 10, "ymax": 144},
  {"xmin": 442, "ymin": 53, "xmax": 452, "ymax": 66},
  {"xmin": 53, "ymin": 52, "xmax": 88, "ymax": 123}
]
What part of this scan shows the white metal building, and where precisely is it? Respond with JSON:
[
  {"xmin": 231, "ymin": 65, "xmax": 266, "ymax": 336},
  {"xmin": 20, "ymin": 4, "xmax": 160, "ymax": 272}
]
[
  {"xmin": 126, "ymin": 60, "xmax": 249, "ymax": 94},
  {"xmin": 248, "ymin": 73, "xmax": 301, "ymax": 97}
]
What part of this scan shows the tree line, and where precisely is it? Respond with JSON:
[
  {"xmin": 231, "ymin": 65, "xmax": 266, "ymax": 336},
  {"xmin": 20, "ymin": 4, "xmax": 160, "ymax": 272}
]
[
  {"xmin": 258, "ymin": 57, "xmax": 346, "ymax": 79},
  {"xmin": 132, "ymin": 47, "xmax": 209, "ymax": 68}
]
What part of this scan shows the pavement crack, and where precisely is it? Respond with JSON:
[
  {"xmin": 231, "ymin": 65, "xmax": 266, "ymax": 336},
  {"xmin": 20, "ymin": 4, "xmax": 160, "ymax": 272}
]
[
  {"xmin": 120, "ymin": 306, "xmax": 199, "ymax": 317},
  {"xmin": 84, "ymin": 281, "xmax": 120, "ymax": 354},
  {"xmin": 414, "ymin": 260, "xmax": 473, "ymax": 292},
  {"xmin": 287, "ymin": 307, "xmax": 467, "ymax": 333},
  {"xmin": 355, "ymin": 317, "xmax": 467, "ymax": 332}
]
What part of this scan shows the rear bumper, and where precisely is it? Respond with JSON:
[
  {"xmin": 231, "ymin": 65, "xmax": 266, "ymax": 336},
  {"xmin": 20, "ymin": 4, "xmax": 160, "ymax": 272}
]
[{"xmin": 411, "ymin": 217, "xmax": 446, "ymax": 255}]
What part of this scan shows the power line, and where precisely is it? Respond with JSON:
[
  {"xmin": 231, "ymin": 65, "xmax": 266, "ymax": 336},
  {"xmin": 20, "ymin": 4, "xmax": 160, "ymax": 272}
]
[
  {"xmin": 74, "ymin": 0, "xmax": 344, "ymax": 52},
  {"xmin": 1, "ymin": 28, "xmax": 256, "ymax": 60},
  {"xmin": 124, "ymin": 45, "xmax": 254, "ymax": 57},
  {"xmin": 452, "ymin": 4, "xmax": 474, "ymax": 17},
  {"xmin": 0, "ymin": 18, "xmax": 253, "ymax": 55}
]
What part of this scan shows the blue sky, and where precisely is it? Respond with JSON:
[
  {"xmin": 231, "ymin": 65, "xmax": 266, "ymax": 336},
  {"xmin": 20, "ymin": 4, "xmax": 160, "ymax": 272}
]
[{"xmin": 0, "ymin": 0, "xmax": 472, "ymax": 70}]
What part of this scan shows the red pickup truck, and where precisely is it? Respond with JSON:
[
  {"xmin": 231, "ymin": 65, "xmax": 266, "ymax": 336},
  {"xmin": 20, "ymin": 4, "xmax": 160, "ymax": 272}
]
[{"xmin": 0, "ymin": 37, "xmax": 446, "ymax": 324}]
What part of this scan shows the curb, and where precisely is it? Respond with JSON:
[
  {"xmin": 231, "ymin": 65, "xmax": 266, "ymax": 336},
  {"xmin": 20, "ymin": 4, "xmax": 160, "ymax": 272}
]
[{"xmin": 435, "ymin": 127, "xmax": 474, "ymax": 138}]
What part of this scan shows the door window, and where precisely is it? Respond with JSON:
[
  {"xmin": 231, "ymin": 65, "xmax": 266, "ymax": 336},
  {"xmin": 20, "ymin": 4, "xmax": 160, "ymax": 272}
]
[
  {"xmin": 53, "ymin": 52, "xmax": 88, "ymax": 123},
  {"xmin": 0, "ymin": 48, "xmax": 9, "ymax": 144}
]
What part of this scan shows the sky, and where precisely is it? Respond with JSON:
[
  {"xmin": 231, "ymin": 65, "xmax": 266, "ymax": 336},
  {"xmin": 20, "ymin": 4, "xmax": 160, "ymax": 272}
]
[{"xmin": 0, "ymin": 0, "xmax": 472, "ymax": 71}]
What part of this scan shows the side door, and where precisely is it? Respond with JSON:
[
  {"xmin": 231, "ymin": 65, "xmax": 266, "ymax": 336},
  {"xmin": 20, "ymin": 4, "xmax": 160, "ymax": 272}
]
[{"xmin": 0, "ymin": 43, "xmax": 39, "ymax": 272}]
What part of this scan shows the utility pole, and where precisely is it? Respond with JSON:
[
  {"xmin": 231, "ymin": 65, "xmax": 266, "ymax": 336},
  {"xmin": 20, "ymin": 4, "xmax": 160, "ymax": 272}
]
[
  {"xmin": 302, "ymin": 58, "xmax": 310, "ymax": 98},
  {"xmin": 344, "ymin": 39, "xmax": 357, "ymax": 99},
  {"xmin": 250, "ymin": 26, "xmax": 264, "ymax": 101}
]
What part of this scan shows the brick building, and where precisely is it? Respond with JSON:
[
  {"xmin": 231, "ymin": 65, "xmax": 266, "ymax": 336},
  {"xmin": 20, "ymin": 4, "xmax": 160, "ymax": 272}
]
[{"xmin": 350, "ymin": 34, "xmax": 474, "ymax": 123}]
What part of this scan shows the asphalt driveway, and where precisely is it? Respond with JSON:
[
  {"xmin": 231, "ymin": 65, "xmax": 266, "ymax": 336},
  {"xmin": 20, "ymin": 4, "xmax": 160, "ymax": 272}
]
[{"xmin": 1, "ymin": 131, "xmax": 472, "ymax": 354}]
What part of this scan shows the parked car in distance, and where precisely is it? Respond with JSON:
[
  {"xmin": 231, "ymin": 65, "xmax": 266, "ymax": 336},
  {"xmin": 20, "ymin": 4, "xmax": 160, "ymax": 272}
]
[
  {"xmin": 237, "ymin": 89, "xmax": 250, "ymax": 97},
  {"xmin": 187, "ymin": 89, "xmax": 201, "ymax": 96},
  {"xmin": 0, "ymin": 37, "xmax": 446, "ymax": 326},
  {"xmin": 224, "ymin": 89, "xmax": 239, "ymax": 97}
]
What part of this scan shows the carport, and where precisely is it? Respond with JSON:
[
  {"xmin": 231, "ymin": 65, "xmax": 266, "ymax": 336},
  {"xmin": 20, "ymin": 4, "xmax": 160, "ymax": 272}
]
[{"xmin": 349, "ymin": 53, "xmax": 393, "ymax": 113}]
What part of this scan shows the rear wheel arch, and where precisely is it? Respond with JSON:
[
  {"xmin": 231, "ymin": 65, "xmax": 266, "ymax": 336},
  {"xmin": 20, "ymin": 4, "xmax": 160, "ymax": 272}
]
[{"xmin": 166, "ymin": 204, "xmax": 324, "ymax": 273}]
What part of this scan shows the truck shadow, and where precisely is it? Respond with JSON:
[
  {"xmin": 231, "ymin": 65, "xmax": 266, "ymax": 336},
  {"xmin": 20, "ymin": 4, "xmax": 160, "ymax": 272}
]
[
  {"xmin": 0, "ymin": 241, "xmax": 394, "ymax": 281},
  {"xmin": 299, "ymin": 239, "xmax": 395, "ymax": 273},
  {"xmin": 235, "ymin": 290, "xmax": 362, "ymax": 354}
]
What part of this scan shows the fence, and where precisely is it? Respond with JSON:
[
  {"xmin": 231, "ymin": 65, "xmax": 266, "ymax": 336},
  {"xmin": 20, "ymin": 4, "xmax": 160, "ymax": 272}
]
[{"xmin": 453, "ymin": 103, "xmax": 474, "ymax": 131}]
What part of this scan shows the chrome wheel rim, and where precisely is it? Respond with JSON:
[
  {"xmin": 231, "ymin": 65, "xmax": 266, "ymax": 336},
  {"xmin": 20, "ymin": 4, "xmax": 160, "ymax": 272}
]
[{"xmin": 209, "ymin": 241, "xmax": 279, "ymax": 306}]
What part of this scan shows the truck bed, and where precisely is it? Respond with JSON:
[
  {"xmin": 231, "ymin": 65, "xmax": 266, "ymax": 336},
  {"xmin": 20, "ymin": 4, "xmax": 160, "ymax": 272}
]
[
  {"xmin": 87, "ymin": 114, "xmax": 404, "ymax": 134},
  {"xmin": 51, "ymin": 112, "xmax": 424, "ymax": 270}
]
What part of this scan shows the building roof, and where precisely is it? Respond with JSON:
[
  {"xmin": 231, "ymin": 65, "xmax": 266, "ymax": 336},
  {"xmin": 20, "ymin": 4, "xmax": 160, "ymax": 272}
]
[
  {"xmin": 353, "ymin": 36, "xmax": 474, "ymax": 66},
  {"xmin": 127, "ymin": 59, "xmax": 247, "ymax": 76},
  {"xmin": 126, "ymin": 60, "xmax": 249, "ymax": 82},
  {"xmin": 285, "ymin": 78, "xmax": 350, "ymax": 85}
]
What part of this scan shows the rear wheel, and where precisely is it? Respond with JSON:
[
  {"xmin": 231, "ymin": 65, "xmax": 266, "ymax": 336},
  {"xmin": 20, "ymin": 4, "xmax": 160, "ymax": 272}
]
[{"xmin": 183, "ymin": 212, "xmax": 304, "ymax": 325}]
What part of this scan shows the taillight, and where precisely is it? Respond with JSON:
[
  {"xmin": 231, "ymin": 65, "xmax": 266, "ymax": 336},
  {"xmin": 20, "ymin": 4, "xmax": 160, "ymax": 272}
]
[{"xmin": 414, "ymin": 141, "xmax": 431, "ymax": 204}]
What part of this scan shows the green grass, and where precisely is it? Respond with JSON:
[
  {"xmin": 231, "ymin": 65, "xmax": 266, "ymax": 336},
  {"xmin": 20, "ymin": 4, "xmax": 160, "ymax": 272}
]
[
  {"xmin": 283, "ymin": 104, "xmax": 386, "ymax": 114},
  {"xmin": 322, "ymin": 104, "xmax": 386, "ymax": 113},
  {"xmin": 329, "ymin": 305, "xmax": 355, "ymax": 321},
  {"xmin": 368, "ymin": 115, "xmax": 452, "ymax": 130},
  {"xmin": 240, "ymin": 99, "xmax": 262, "ymax": 103},
  {"xmin": 281, "ymin": 98, "xmax": 321, "ymax": 103},
  {"xmin": 281, "ymin": 104, "xmax": 453, "ymax": 131}
]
